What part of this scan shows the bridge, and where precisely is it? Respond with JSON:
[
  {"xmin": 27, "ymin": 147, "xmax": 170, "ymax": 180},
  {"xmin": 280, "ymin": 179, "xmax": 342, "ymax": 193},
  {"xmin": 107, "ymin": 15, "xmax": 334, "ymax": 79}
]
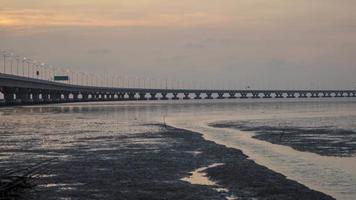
[
  {"xmin": 1, "ymin": 50, "xmax": 356, "ymax": 106},
  {"xmin": 1, "ymin": 72, "xmax": 356, "ymax": 106}
]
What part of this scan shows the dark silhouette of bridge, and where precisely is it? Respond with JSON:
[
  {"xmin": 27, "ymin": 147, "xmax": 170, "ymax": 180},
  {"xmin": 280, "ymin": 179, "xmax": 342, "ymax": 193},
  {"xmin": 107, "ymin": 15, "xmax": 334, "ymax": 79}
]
[{"xmin": 1, "ymin": 73, "xmax": 355, "ymax": 106}]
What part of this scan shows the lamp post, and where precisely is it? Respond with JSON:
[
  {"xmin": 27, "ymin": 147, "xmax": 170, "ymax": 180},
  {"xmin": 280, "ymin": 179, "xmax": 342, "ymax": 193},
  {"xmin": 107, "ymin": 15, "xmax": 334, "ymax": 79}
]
[
  {"xmin": 9, "ymin": 53, "xmax": 14, "ymax": 75},
  {"xmin": 26, "ymin": 59, "xmax": 31, "ymax": 78},
  {"xmin": 1, "ymin": 50, "xmax": 8, "ymax": 73},
  {"xmin": 15, "ymin": 56, "xmax": 20, "ymax": 76},
  {"xmin": 22, "ymin": 57, "xmax": 26, "ymax": 76}
]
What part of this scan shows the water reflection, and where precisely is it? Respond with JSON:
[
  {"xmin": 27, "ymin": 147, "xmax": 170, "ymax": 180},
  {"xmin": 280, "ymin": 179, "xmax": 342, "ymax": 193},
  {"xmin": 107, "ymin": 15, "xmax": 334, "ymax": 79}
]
[{"xmin": 0, "ymin": 99, "xmax": 356, "ymax": 199}]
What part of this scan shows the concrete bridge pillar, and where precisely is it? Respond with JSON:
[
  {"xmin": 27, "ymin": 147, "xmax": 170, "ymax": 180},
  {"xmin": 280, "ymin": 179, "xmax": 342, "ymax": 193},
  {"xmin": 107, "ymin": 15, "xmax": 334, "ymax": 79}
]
[
  {"xmin": 183, "ymin": 93, "xmax": 190, "ymax": 100},
  {"xmin": 217, "ymin": 93, "xmax": 224, "ymax": 99},
  {"xmin": 150, "ymin": 93, "xmax": 158, "ymax": 100},
  {"xmin": 205, "ymin": 93, "xmax": 213, "ymax": 99},
  {"xmin": 287, "ymin": 92, "xmax": 295, "ymax": 98},
  {"xmin": 252, "ymin": 92, "xmax": 260, "ymax": 98},
  {"xmin": 42, "ymin": 92, "xmax": 51, "ymax": 103},
  {"xmin": 82, "ymin": 93, "xmax": 89, "ymax": 101},
  {"xmin": 72, "ymin": 93, "xmax": 79, "ymax": 101},
  {"xmin": 228, "ymin": 93, "xmax": 236, "ymax": 99},
  {"xmin": 102, "ymin": 94, "xmax": 107, "ymax": 100},
  {"xmin": 107, "ymin": 94, "xmax": 113, "ymax": 101},
  {"xmin": 53, "ymin": 93, "xmax": 62, "ymax": 102},
  {"xmin": 275, "ymin": 92, "xmax": 283, "ymax": 98},
  {"xmin": 96, "ymin": 94, "xmax": 101, "ymax": 100},
  {"xmin": 172, "ymin": 93, "xmax": 179, "ymax": 100},
  {"xmin": 322, "ymin": 92, "xmax": 332, "ymax": 98},
  {"xmin": 335, "ymin": 92, "xmax": 344, "ymax": 97},
  {"xmin": 311, "ymin": 92, "xmax": 319, "ymax": 98},
  {"xmin": 240, "ymin": 92, "xmax": 247, "ymax": 99},
  {"xmin": 118, "ymin": 93, "xmax": 125, "ymax": 100},
  {"xmin": 263, "ymin": 92, "xmax": 272, "ymax": 98},
  {"xmin": 108, "ymin": 93, "xmax": 114, "ymax": 101},
  {"xmin": 139, "ymin": 93, "xmax": 147, "ymax": 100},
  {"xmin": 128, "ymin": 92, "xmax": 136, "ymax": 100},
  {"xmin": 100, "ymin": 93, "xmax": 105, "ymax": 100},
  {"xmin": 110, "ymin": 93, "xmax": 116, "ymax": 100},
  {"xmin": 32, "ymin": 92, "xmax": 41, "ymax": 104},
  {"xmin": 194, "ymin": 93, "xmax": 202, "ymax": 99},
  {"xmin": 161, "ymin": 93, "xmax": 168, "ymax": 100},
  {"xmin": 3, "ymin": 88, "xmax": 17, "ymax": 105},
  {"xmin": 17, "ymin": 89, "xmax": 32, "ymax": 104},
  {"xmin": 91, "ymin": 94, "xmax": 97, "ymax": 101},
  {"xmin": 63, "ymin": 93, "xmax": 70, "ymax": 101},
  {"xmin": 299, "ymin": 92, "xmax": 307, "ymax": 98}
]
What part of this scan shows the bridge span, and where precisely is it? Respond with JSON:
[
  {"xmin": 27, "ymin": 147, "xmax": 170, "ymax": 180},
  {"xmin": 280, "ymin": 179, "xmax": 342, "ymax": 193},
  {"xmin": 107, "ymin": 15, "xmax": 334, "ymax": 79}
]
[{"xmin": 1, "ymin": 73, "xmax": 355, "ymax": 106}]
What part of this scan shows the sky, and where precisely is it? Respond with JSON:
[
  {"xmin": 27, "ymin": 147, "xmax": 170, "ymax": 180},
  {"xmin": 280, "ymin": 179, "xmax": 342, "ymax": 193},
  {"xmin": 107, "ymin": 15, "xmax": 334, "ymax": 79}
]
[{"xmin": 1, "ymin": 0, "xmax": 356, "ymax": 89}]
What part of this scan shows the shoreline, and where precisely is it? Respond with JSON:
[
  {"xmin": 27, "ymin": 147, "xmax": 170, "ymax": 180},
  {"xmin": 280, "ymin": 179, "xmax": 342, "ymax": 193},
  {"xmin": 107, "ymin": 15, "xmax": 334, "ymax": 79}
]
[
  {"xmin": 10, "ymin": 123, "xmax": 335, "ymax": 199},
  {"xmin": 160, "ymin": 124, "xmax": 335, "ymax": 199},
  {"xmin": 210, "ymin": 121, "xmax": 356, "ymax": 157}
]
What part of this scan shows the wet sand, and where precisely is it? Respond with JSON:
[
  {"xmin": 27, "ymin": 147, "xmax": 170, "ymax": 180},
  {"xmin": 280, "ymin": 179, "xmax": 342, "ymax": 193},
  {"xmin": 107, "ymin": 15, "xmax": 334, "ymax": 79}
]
[
  {"xmin": 18, "ymin": 123, "xmax": 334, "ymax": 200},
  {"xmin": 210, "ymin": 121, "xmax": 356, "ymax": 157}
]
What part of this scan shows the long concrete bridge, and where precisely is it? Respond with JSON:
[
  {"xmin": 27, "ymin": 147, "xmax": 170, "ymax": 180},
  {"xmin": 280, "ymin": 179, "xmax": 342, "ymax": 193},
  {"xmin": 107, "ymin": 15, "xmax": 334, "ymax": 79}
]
[{"xmin": 1, "ymin": 73, "xmax": 356, "ymax": 106}]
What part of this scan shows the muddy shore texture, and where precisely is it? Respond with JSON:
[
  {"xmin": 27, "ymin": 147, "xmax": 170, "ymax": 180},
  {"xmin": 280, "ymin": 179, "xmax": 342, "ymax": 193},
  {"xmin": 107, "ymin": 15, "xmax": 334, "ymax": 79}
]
[
  {"xmin": 210, "ymin": 121, "xmax": 356, "ymax": 157},
  {"xmin": 14, "ymin": 124, "xmax": 335, "ymax": 200}
]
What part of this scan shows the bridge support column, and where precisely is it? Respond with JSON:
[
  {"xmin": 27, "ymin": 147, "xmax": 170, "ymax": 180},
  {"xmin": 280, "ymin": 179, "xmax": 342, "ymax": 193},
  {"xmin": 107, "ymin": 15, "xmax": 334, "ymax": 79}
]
[
  {"xmin": 322, "ymin": 92, "xmax": 332, "ymax": 98},
  {"xmin": 205, "ymin": 93, "xmax": 213, "ymax": 99},
  {"xmin": 194, "ymin": 93, "xmax": 202, "ymax": 99},
  {"xmin": 161, "ymin": 93, "xmax": 168, "ymax": 100},
  {"xmin": 139, "ymin": 93, "xmax": 147, "ymax": 100},
  {"xmin": 252, "ymin": 92, "xmax": 260, "ymax": 98},
  {"xmin": 299, "ymin": 92, "xmax": 307, "ymax": 98},
  {"xmin": 183, "ymin": 93, "xmax": 190, "ymax": 100},
  {"xmin": 128, "ymin": 92, "xmax": 136, "ymax": 100},
  {"xmin": 335, "ymin": 92, "xmax": 344, "ymax": 97},
  {"xmin": 263, "ymin": 92, "xmax": 272, "ymax": 98},
  {"xmin": 311, "ymin": 92, "xmax": 319, "ymax": 98},
  {"xmin": 2, "ymin": 88, "xmax": 17, "ymax": 105},
  {"xmin": 172, "ymin": 93, "xmax": 179, "ymax": 100},
  {"xmin": 228, "ymin": 93, "xmax": 236, "ymax": 99},
  {"xmin": 53, "ymin": 93, "xmax": 62, "ymax": 102},
  {"xmin": 240, "ymin": 93, "xmax": 247, "ymax": 99},
  {"xmin": 150, "ymin": 93, "xmax": 157, "ymax": 100},
  {"xmin": 275, "ymin": 92, "xmax": 283, "ymax": 98},
  {"xmin": 62, "ymin": 93, "xmax": 69, "ymax": 102},
  {"xmin": 102, "ymin": 94, "xmax": 108, "ymax": 101},
  {"xmin": 107, "ymin": 94, "xmax": 113, "ymax": 101},
  {"xmin": 91, "ymin": 94, "xmax": 97, "ymax": 101},
  {"xmin": 32, "ymin": 92, "xmax": 41, "ymax": 104},
  {"xmin": 72, "ymin": 93, "xmax": 79, "ymax": 102},
  {"xmin": 82, "ymin": 93, "xmax": 89, "ymax": 102},
  {"xmin": 217, "ymin": 93, "xmax": 224, "ymax": 99},
  {"xmin": 18, "ymin": 89, "xmax": 32, "ymax": 104},
  {"xmin": 42, "ymin": 92, "xmax": 51, "ymax": 103},
  {"xmin": 116, "ymin": 93, "xmax": 124, "ymax": 100},
  {"xmin": 287, "ymin": 92, "xmax": 295, "ymax": 98}
]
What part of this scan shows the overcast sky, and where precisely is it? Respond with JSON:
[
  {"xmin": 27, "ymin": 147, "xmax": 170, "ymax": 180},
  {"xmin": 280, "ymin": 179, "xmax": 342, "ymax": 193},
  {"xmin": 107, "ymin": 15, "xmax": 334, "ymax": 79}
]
[{"xmin": 1, "ymin": 0, "xmax": 356, "ymax": 89}]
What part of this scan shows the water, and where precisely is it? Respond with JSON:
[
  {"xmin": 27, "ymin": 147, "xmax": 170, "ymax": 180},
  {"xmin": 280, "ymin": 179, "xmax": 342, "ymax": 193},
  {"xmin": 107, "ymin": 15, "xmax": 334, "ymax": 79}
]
[{"xmin": 0, "ymin": 99, "xmax": 356, "ymax": 199}]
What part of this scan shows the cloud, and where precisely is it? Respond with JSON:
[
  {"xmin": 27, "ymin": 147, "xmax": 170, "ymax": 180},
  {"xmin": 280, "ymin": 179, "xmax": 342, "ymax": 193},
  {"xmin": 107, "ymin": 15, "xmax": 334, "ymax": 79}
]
[{"xmin": 0, "ymin": 9, "xmax": 232, "ymax": 29}]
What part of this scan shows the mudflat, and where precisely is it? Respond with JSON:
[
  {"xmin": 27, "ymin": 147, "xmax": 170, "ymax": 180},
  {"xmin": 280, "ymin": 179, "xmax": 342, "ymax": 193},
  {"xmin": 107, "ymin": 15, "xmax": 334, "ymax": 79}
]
[{"xmin": 10, "ymin": 124, "xmax": 334, "ymax": 199}]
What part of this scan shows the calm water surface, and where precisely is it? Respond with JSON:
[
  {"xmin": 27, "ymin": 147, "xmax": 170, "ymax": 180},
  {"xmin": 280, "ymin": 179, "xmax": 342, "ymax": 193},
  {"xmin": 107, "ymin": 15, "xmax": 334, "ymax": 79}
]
[{"xmin": 0, "ymin": 99, "xmax": 355, "ymax": 199}]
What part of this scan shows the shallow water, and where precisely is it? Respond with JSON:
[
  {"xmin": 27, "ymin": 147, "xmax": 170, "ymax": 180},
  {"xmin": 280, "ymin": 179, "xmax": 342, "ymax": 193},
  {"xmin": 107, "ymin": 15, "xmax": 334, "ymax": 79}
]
[
  {"xmin": 0, "ymin": 99, "xmax": 356, "ymax": 199},
  {"xmin": 166, "ymin": 99, "xmax": 356, "ymax": 200}
]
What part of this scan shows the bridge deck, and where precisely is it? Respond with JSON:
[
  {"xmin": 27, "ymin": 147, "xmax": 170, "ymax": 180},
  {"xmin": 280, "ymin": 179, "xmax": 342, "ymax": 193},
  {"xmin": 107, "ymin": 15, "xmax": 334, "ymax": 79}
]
[{"xmin": 1, "ymin": 73, "xmax": 355, "ymax": 106}]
